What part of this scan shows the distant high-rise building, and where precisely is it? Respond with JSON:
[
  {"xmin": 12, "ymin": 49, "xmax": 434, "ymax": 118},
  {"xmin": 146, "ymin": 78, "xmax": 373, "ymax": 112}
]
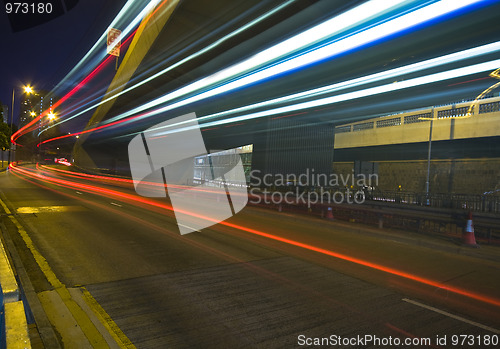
[
  {"xmin": 0, "ymin": 104, "xmax": 9, "ymax": 124},
  {"xmin": 18, "ymin": 90, "xmax": 57, "ymax": 129}
]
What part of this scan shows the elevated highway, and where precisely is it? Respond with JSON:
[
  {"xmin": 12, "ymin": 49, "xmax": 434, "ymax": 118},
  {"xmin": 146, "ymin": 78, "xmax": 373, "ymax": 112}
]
[
  {"xmin": 333, "ymin": 97, "xmax": 500, "ymax": 194},
  {"xmin": 335, "ymin": 96, "xmax": 500, "ymax": 149}
]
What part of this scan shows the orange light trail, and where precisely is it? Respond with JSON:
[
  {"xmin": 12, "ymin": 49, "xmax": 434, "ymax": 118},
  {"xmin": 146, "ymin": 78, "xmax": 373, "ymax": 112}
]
[{"xmin": 10, "ymin": 164, "xmax": 500, "ymax": 309}]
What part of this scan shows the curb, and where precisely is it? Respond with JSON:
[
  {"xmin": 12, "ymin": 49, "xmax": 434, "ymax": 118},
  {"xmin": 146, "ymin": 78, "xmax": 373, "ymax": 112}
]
[{"xmin": 1, "ymin": 225, "xmax": 31, "ymax": 348}]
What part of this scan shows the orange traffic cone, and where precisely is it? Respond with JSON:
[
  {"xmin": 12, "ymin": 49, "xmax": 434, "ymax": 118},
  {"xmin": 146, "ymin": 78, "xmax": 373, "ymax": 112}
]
[
  {"xmin": 325, "ymin": 207, "xmax": 334, "ymax": 220},
  {"xmin": 462, "ymin": 211, "xmax": 478, "ymax": 247}
]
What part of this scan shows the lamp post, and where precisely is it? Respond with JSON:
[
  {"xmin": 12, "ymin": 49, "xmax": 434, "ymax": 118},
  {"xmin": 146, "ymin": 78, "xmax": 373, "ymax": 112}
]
[
  {"xmin": 39, "ymin": 111, "xmax": 56, "ymax": 160},
  {"xmin": 420, "ymin": 107, "xmax": 435, "ymax": 206},
  {"xmin": 425, "ymin": 115, "xmax": 433, "ymax": 206},
  {"xmin": 8, "ymin": 85, "xmax": 34, "ymax": 167}
]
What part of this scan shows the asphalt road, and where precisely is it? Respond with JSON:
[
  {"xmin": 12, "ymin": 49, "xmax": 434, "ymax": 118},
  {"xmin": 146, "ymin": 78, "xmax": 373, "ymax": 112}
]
[{"xmin": 1, "ymin": 164, "xmax": 499, "ymax": 348}]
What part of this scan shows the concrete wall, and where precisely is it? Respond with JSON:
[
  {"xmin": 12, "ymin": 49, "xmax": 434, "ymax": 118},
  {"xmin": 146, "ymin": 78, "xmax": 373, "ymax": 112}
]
[{"xmin": 333, "ymin": 159, "xmax": 500, "ymax": 194}]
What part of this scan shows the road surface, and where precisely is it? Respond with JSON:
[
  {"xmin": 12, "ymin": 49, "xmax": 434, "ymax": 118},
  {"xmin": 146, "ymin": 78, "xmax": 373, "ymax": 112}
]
[{"xmin": 1, "ymin": 164, "xmax": 499, "ymax": 348}]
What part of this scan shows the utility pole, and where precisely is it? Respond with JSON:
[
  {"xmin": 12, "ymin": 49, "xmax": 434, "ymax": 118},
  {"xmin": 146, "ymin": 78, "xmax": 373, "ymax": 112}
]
[
  {"xmin": 8, "ymin": 88, "xmax": 14, "ymax": 167},
  {"xmin": 425, "ymin": 109, "xmax": 434, "ymax": 206}
]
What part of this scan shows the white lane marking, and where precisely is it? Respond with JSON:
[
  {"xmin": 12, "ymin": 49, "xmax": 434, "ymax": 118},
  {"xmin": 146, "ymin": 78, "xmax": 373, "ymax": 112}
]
[
  {"xmin": 76, "ymin": 191, "xmax": 83, "ymax": 195},
  {"xmin": 402, "ymin": 298, "xmax": 500, "ymax": 334},
  {"xmin": 110, "ymin": 202, "xmax": 122, "ymax": 207}
]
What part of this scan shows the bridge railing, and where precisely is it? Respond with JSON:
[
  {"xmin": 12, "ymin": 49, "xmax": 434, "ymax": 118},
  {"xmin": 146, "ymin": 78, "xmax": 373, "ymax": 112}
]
[{"xmin": 370, "ymin": 190, "xmax": 500, "ymax": 214}]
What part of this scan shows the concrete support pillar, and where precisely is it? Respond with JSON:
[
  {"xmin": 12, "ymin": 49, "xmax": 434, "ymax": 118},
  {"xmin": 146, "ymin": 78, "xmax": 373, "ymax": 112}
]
[{"xmin": 251, "ymin": 117, "xmax": 334, "ymax": 186}]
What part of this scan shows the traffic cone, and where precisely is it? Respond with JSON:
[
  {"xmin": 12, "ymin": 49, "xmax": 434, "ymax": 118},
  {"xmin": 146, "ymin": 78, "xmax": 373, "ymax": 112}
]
[
  {"xmin": 462, "ymin": 211, "xmax": 478, "ymax": 247},
  {"xmin": 325, "ymin": 207, "xmax": 334, "ymax": 220}
]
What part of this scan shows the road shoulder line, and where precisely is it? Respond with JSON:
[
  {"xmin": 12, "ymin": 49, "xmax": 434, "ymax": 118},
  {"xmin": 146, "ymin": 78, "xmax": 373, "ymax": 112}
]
[{"xmin": 0, "ymin": 193, "xmax": 126, "ymax": 348}]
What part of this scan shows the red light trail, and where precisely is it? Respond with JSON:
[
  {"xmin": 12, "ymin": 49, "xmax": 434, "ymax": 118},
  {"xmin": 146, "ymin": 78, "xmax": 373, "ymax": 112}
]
[
  {"xmin": 13, "ymin": 0, "xmax": 176, "ymax": 148},
  {"xmin": 10, "ymin": 164, "xmax": 500, "ymax": 309}
]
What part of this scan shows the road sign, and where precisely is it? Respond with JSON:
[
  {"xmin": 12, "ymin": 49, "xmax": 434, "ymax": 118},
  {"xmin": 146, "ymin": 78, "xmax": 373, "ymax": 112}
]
[{"xmin": 107, "ymin": 28, "xmax": 121, "ymax": 57}]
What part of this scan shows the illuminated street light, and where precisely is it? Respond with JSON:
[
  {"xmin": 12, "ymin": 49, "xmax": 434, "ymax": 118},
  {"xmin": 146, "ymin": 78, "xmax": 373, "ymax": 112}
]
[
  {"xmin": 8, "ymin": 84, "xmax": 34, "ymax": 166},
  {"xmin": 47, "ymin": 111, "xmax": 56, "ymax": 120},
  {"xmin": 30, "ymin": 111, "xmax": 36, "ymax": 117}
]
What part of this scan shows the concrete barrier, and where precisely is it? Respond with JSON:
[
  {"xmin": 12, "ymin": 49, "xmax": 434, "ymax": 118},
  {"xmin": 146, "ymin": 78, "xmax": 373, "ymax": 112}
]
[
  {"xmin": 1, "ymin": 237, "xmax": 31, "ymax": 348},
  {"xmin": 0, "ymin": 241, "xmax": 19, "ymax": 304},
  {"xmin": 4, "ymin": 301, "xmax": 30, "ymax": 349}
]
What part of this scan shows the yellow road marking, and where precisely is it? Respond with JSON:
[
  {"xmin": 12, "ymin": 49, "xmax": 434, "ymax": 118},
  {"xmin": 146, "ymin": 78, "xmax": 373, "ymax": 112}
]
[
  {"xmin": 17, "ymin": 206, "xmax": 86, "ymax": 214},
  {"xmin": 0, "ymin": 197, "xmax": 120, "ymax": 348},
  {"xmin": 2, "ymin": 1, "xmax": 182, "ymax": 346},
  {"xmin": 81, "ymin": 287, "xmax": 137, "ymax": 349}
]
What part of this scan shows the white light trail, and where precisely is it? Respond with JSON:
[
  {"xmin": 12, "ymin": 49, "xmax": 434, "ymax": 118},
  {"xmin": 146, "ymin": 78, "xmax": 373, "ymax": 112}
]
[
  {"xmin": 158, "ymin": 41, "xmax": 500, "ymax": 131},
  {"xmin": 103, "ymin": 0, "xmax": 414, "ymax": 124},
  {"xmin": 146, "ymin": 58, "xmax": 500, "ymax": 137},
  {"xmin": 199, "ymin": 59, "xmax": 500, "ymax": 128},
  {"xmin": 53, "ymin": 0, "xmax": 162, "ymax": 93},
  {"xmin": 45, "ymin": 0, "xmax": 298, "ymax": 131},
  {"xmin": 103, "ymin": 0, "xmax": 484, "ymax": 127}
]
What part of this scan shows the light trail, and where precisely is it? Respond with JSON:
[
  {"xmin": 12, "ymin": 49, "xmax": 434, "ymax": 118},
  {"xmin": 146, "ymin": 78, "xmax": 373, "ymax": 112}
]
[
  {"xmin": 38, "ymin": 55, "xmax": 499, "ymax": 145},
  {"xmin": 192, "ymin": 59, "xmax": 500, "ymax": 130},
  {"xmin": 100, "ymin": 0, "xmax": 484, "ymax": 127},
  {"xmin": 8, "ymin": 166, "xmax": 430, "ymax": 342},
  {"xmin": 14, "ymin": 0, "xmax": 171, "ymax": 143},
  {"xmin": 37, "ymin": 0, "xmax": 495, "ymax": 146},
  {"xmin": 120, "ymin": 57, "xmax": 500, "ymax": 140},
  {"xmin": 43, "ymin": 0, "xmax": 299, "ymax": 131},
  {"xmin": 37, "ymin": 164, "xmax": 248, "ymax": 197},
  {"xmin": 53, "ymin": 0, "xmax": 163, "ymax": 96},
  {"xmin": 133, "ymin": 41, "xmax": 500, "ymax": 137},
  {"xmin": 10, "ymin": 164, "xmax": 500, "ymax": 309},
  {"xmin": 12, "ymin": 54, "xmax": 116, "ymax": 143},
  {"xmin": 12, "ymin": 23, "xmax": 146, "ymax": 144}
]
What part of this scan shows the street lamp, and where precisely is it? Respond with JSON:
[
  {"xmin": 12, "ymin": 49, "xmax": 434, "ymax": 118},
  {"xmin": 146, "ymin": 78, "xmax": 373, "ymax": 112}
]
[
  {"xmin": 8, "ymin": 84, "xmax": 34, "ymax": 166},
  {"xmin": 424, "ymin": 109, "xmax": 434, "ymax": 206},
  {"xmin": 38, "ymin": 111, "xmax": 57, "ymax": 160}
]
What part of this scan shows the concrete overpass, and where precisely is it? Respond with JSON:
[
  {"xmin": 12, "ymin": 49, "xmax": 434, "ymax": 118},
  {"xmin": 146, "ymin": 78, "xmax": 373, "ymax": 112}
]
[
  {"xmin": 334, "ymin": 96, "xmax": 500, "ymax": 149},
  {"xmin": 333, "ymin": 97, "xmax": 500, "ymax": 194}
]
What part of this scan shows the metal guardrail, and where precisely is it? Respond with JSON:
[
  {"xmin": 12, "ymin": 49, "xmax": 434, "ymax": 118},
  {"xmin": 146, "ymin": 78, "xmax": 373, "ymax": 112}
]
[
  {"xmin": 250, "ymin": 186, "xmax": 500, "ymax": 214},
  {"xmin": 248, "ymin": 189, "xmax": 500, "ymax": 245},
  {"xmin": 370, "ymin": 190, "xmax": 500, "ymax": 214}
]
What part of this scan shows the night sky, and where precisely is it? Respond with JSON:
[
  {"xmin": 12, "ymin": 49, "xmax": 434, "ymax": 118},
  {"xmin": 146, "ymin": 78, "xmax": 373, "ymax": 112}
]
[{"xmin": 0, "ymin": 0, "xmax": 123, "ymax": 125}]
